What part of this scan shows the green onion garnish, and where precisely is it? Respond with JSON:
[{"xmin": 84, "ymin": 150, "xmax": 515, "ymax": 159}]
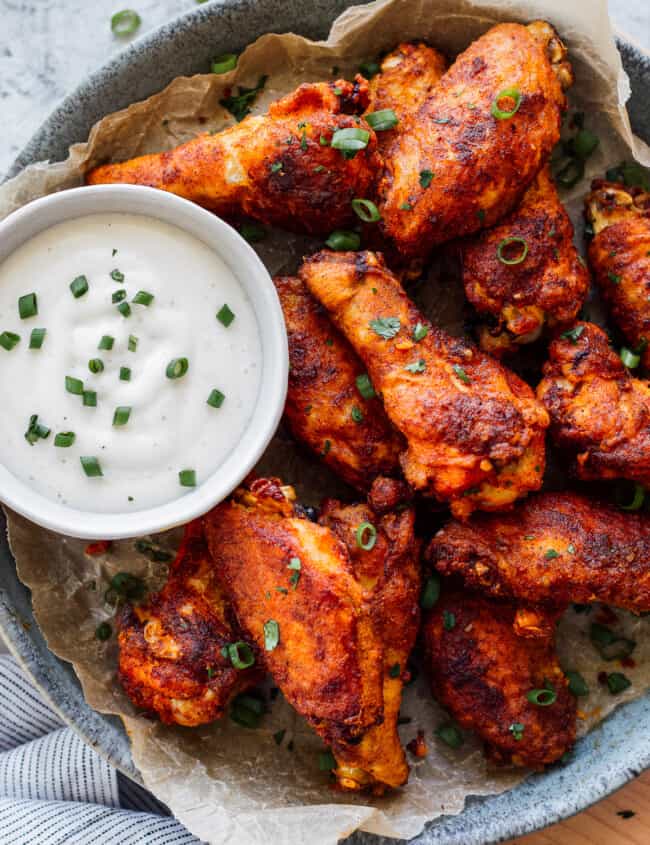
[
  {"xmin": 216, "ymin": 304, "xmax": 235, "ymax": 327},
  {"xmin": 128, "ymin": 335, "xmax": 138, "ymax": 352},
  {"xmin": 355, "ymin": 521, "xmax": 377, "ymax": 551},
  {"xmin": 405, "ymin": 359, "xmax": 426, "ymax": 373},
  {"xmin": 70, "ymin": 275, "xmax": 89, "ymax": 298},
  {"xmin": 95, "ymin": 622, "xmax": 112, "ymax": 641},
  {"xmin": 526, "ymin": 687, "xmax": 557, "ymax": 706},
  {"xmin": 369, "ymin": 316, "xmax": 400, "ymax": 339},
  {"xmin": 351, "ymin": 405, "xmax": 364, "ymax": 423},
  {"xmin": 113, "ymin": 406, "xmax": 131, "ymax": 426},
  {"xmin": 112, "ymin": 289, "xmax": 126, "ymax": 303},
  {"xmin": 443, "ymin": 610, "xmax": 456, "ymax": 630},
  {"xmin": 80, "ymin": 456, "xmax": 103, "ymax": 477},
  {"xmin": 619, "ymin": 482, "xmax": 645, "ymax": 511},
  {"xmin": 590, "ymin": 622, "xmax": 636, "ymax": 660},
  {"xmin": 556, "ymin": 157, "xmax": 584, "ymax": 188},
  {"xmin": 565, "ymin": 670, "xmax": 589, "ymax": 697},
  {"xmin": 88, "ymin": 359, "xmax": 104, "ymax": 374},
  {"xmin": 620, "ymin": 347, "xmax": 641, "ymax": 369},
  {"xmin": 220, "ymin": 75, "xmax": 267, "ymax": 123},
  {"xmin": 29, "ymin": 328, "xmax": 46, "ymax": 349},
  {"xmin": 166, "ymin": 357, "xmax": 189, "ymax": 379},
  {"xmin": 65, "ymin": 376, "xmax": 84, "ymax": 395},
  {"xmin": 413, "ymin": 322, "xmax": 428, "ymax": 342},
  {"xmin": 0, "ymin": 331, "xmax": 20, "ymax": 351},
  {"xmin": 117, "ymin": 301, "xmax": 131, "ymax": 318},
  {"xmin": 355, "ymin": 373, "xmax": 375, "ymax": 399},
  {"xmin": 419, "ymin": 169, "xmax": 434, "ymax": 188},
  {"xmin": 365, "ymin": 109, "xmax": 398, "ymax": 131},
  {"xmin": 83, "ymin": 390, "xmax": 97, "ymax": 407},
  {"xmin": 606, "ymin": 672, "xmax": 631, "ymax": 695},
  {"xmin": 331, "ymin": 127, "xmax": 370, "ymax": 153},
  {"xmin": 325, "ymin": 230, "xmax": 361, "ymax": 251},
  {"xmin": 388, "ymin": 662, "xmax": 401, "ymax": 678},
  {"xmin": 359, "ymin": 60, "xmax": 380, "ymax": 79},
  {"xmin": 351, "ymin": 198, "xmax": 381, "ymax": 222},
  {"xmin": 24, "ymin": 414, "xmax": 50, "ymax": 445},
  {"xmin": 110, "ymin": 269, "xmax": 125, "ymax": 282},
  {"xmin": 224, "ymin": 641, "xmax": 255, "ymax": 669},
  {"xmin": 497, "ymin": 236, "xmax": 529, "ymax": 265},
  {"xmin": 207, "ymin": 388, "xmax": 225, "ymax": 408},
  {"xmin": 239, "ymin": 222, "xmax": 266, "ymax": 243},
  {"xmin": 211, "ymin": 53, "xmax": 238, "ymax": 74},
  {"xmin": 491, "ymin": 87, "xmax": 522, "ymax": 120},
  {"xmin": 229, "ymin": 693, "xmax": 264, "ymax": 728},
  {"xmin": 544, "ymin": 548, "xmax": 559, "ymax": 559},
  {"xmin": 110, "ymin": 9, "xmax": 141, "ymax": 36},
  {"xmin": 54, "ymin": 431, "xmax": 75, "ymax": 448},
  {"xmin": 420, "ymin": 574, "xmax": 440, "ymax": 609},
  {"xmin": 179, "ymin": 469, "xmax": 196, "ymax": 487},
  {"xmin": 18, "ymin": 293, "xmax": 38, "ymax": 319},
  {"xmin": 452, "ymin": 364, "xmax": 471, "ymax": 383},
  {"xmin": 572, "ymin": 129, "xmax": 599, "ymax": 160},
  {"xmin": 318, "ymin": 749, "xmax": 337, "ymax": 771},
  {"xmin": 119, "ymin": 367, "xmax": 131, "ymax": 382},
  {"xmin": 98, "ymin": 335, "xmax": 114, "ymax": 350},
  {"xmin": 288, "ymin": 556, "xmax": 301, "ymax": 589},
  {"xmin": 132, "ymin": 290, "xmax": 154, "ymax": 306},
  {"xmin": 561, "ymin": 325, "xmax": 584, "ymax": 344},
  {"xmin": 509, "ymin": 722, "xmax": 524, "ymax": 741},
  {"xmin": 436, "ymin": 721, "xmax": 464, "ymax": 748},
  {"xmin": 264, "ymin": 619, "xmax": 280, "ymax": 651}
]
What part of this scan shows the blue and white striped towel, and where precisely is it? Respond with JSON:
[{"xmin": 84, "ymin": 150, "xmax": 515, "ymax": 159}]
[{"xmin": 0, "ymin": 655, "xmax": 201, "ymax": 844}]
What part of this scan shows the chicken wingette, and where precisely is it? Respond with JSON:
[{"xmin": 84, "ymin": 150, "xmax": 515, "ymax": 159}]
[
  {"xmin": 423, "ymin": 590, "xmax": 575, "ymax": 768},
  {"xmin": 117, "ymin": 520, "xmax": 262, "ymax": 726},
  {"xmin": 275, "ymin": 275, "xmax": 403, "ymax": 490},
  {"xmin": 585, "ymin": 180, "xmax": 650, "ymax": 368},
  {"xmin": 202, "ymin": 475, "xmax": 420, "ymax": 792},
  {"xmin": 301, "ymin": 250, "xmax": 548, "ymax": 518},
  {"xmin": 428, "ymin": 491, "xmax": 650, "ymax": 612},
  {"xmin": 375, "ymin": 21, "xmax": 572, "ymax": 261},
  {"xmin": 537, "ymin": 321, "xmax": 650, "ymax": 485},
  {"xmin": 458, "ymin": 165, "xmax": 590, "ymax": 356},
  {"xmin": 87, "ymin": 78, "xmax": 380, "ymax": 235}
]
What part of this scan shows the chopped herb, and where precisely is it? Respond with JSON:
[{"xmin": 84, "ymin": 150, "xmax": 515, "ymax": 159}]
[
  {"xmin": 0, "ymin": 331, "xmax": 20, "ymax": 351},
  {"xmin": 95, "ymin": 622, "xmax": 112, "ymax": 641},
  {"xmin": 112, "ymin": 289, "xmax": 127, "ymax": 303},
  {"xmin": 207, "ymin": 388, "xmax": 226, "ymax": 408},
  {"xmin": 590, "ymin": 622, "xmax": 636, "ymax": 661},
  {"xmin": 270, "ymin": 161, "xmax": 283, "ymax": 173},
  {"xmin": 54, "ymin": 431, "xmax": 75, "ymax": 448},
  {"xmin": 509, "ymin": 722, "xmax": 524, "ymax": 741},
  {"xmin": 325, "ymin": 230, "xmax": 361, "ymax": 251},
  {"xmin": 230, "ymin": 693, "xmax": 264, "ymax": 728},
  {"xmin": 433, "ymin": 117, "xmax": 450, "ymax": 124},
  {"xmin": 607, "ymin": 672, "xmax": 631, "ymax": 695},
  {"xmin": 88, "ymin": 358, "xmax": 104, "ymax": 374},
  {"xmin": 179, "ymin": 469, "xmax": 197, "ymax": 487},
  {"xmin": 620, "ymin": 346, "xmax": 641, "ymax": 369},
  {"xmin": 110, "ymin": 9, "xmax": 141, "ymax": 36},
  {"xmin": 452, "ymin": 364, "xmax": 471, "ymax": 384},
  {"xmin": 351, "ymin": 198, "xmax": 381, "ymax": 222},
  {"xmin": 365, "ymin": 109, "xmax": 398, "ymax": 131},
  {"xmin": 313, "ymin": 164, "xmax": 326, "ymax": 173},
  {"xmin": 442, "ymin": 610, "xmax": 456, "ymax": 631},
  {"xmin": 29, "ymin": 328, "xmax": 46, "ymax": 349},
  {"xmin": 134, "ymin": 540, "xmax": 173, "ymax": 563},
  {"xmin": 128, "ymin": 335, "xmax": 138, "ymax": 352},
  {"xmin": 166, "ymin": 357, "xmax": 189, "ymax": 379},
  {"xmin": 288, "ymin": 556, "xmax": 301, "ymax": 589},
  {"xmin": 132, "ymin": 290, "xmax": 154, "ymax": 306},
  {"xmin": 388, "ymin": 663, "xmax": 401, "ymax": 679},
  {"xmin": 369, "ymin": 316, "xmax": 401, "ymax": 339},
  {"xmin": 80, "ymin": 456, "xmax": 103, "ymax": 477},
  {"xmin": 24, "ymin": 414, "xmax": 50, "ymax": 445},
  {"xmin": 83, "ymin": 390, "xmax": 97, "ymax": 407},
  {"xmin": 217, "ymin": 303, "xmax": 236, "ymax": 327},
  {"xmin": 544, "ymin": 549, "xmax": 560, "ymax": 560},
  {"xmin": 618, "ymin": 482, "xmax": 645, "ymax": 511},
  {"xmin": 413, "ymin": 322, "xmax": 428, "ymax": 342},
  {"xmin": 224, "ymin": 641, "xmax": 255, "ymax": 669},
  {"xmin": 211, "ymin": 53, "xmax": 238, "ymax": 75},
  {"xmin": 321, "ymin": 439, "xmax": 331, "ymax": 456},
  {"xmin": 331, "ymin": 127, "xmax": 370, "ymax": 154},
  {"xmin": 18, "ymin": 292, "xmax": 38, "ymax": 319},
  {"xmin": 476, "ymin": 209, "xmax": 486, "ymax": 222},
  {"xmin": 318, "ymin": 749, "xmax": 337, "ymax": 771},
  {"xmin": 117, "ymin": 301, "xmax": 131, "ymax": 318},
  {"xmin": 400, "ymin": 202, "xmax": 413, "ymax": 211},
  {"xmin": 65, "ymin": 375, "xmax": 84, "ymax": 395},
  {"xmin": 420, "ymin": 574, "xmax": 440, "ymax": 609},
  {"xmin": 359, "ymin": 60, "xmax": 380, "ymax": 79},
  {"xmin": 273, "ymin": 729, "xmax": 286, "ymax": 745},
  {"xmin": 436, "ymin": 721, "xmax": 463, "ymax": 749},
  {"xmin": 264, "ymin": 619, "xmax": 280, "ymax": 651},
  {"xmin": 608, "ymin": 271, "xmax": 621, "ymax": 285},
  {"xmin": 239, "ymin": 222, "xmax": 266, "ymax": 243},
  {"xmin": 351, "ymin": 405, "xmax": 364, "ymax": 424},
  {"xmin": 526, "ymin": 686, "xmax": 557, "ymax": 706},
  {"xmin": 113, "ymin": 406, "xmax": 131, "ymax": 426},
  {"xmin": 119, "ymin": 366, "xmax": 131, "ymax": 381},
  {"xmin": 220, "ymin": 75, "xmax": 268, "ymax": 122},
  {"xmin": 356, "ymin": 521, "xmax": 377, "ymax": 551},
  {"xmin": 355, "ymin": 373, "xmax": 375, "ymax": 399},
  {"xmin": 561, "ymin": 325, "xmax": 585, "ymax": 344},
  {"xmin": 70, "ymin": 275, "xmax": 89, "ymax": 298},
  {"xmin": 565, "ymin": 670, "xmax": 589, "ymax": 697},
  {"xmin": 405, "ymin": 359, "xmax": 426, "ymax": 373},
  {"xmin": 110, "ymin": 269, "xmax": 125, "ymax": 282},
  {"xmin": 491, "ymin": 87, "xmax": 522, "ymax": 120},
  {"xmin": 98, "ymin": 335, "xmax": 114, "ymax": 350}
]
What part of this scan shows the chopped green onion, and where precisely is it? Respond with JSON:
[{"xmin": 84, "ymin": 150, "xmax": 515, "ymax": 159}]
[
  {"xmin": 606, "ymin": 672, "xmax": 631, "ymax": 695},
  {"xmin": 230, "ymin": 693, "xmax": 264, "ymax": 728},
  {"xmin": 544, "ymin": 548, "xmax": 560, "ymax": 559},
  {"xmin": 325, "ymin": 230, "xmax": 361, "ymax": 251},
  {"xmin": 110, "ymin": 269, "xmax": 125, "ymax": 282},
  {"xmin": 98, "ymin": 335, "xmax": 114, "ymax": 350},
  {"xmin": 110, "ymin": 9, "xmax": 141, "ymax": 36},
  {"xmin": 18, "ymin": 292, "xmax": 38, "ymax": 319},
  {"xmin": 620, "ymin": 347, "xmax": 641, "ymax": 369},
  {"xmin": 65, "ymin": 376, "xmax": 84, "ymax": 395},
  {"xmin": 225, "ymin": 641, "xmax": 255, "ymax": 669},
  {"xmin": 288, "ymin": 556, "xmax": 301, "ymax": 589},
  {"xmin": 556, "ymin": 157, "xmax": 584, "ymax": 188},
  {"xmin": 420, "ymin": 574, "xmax": 440, "ymax": 609},
  {"xmin": 80, "ymin": 456, "xmax": 103, "ymax": 477},
  {"xmin": 88, "ymin": 358, "xmax": 104, "ymax": 374},
  {"xmin": 509, "ymin": 722, "xmax": 525, "ymax": 741},
  {"xmin": 179, "ymin": 469, "xmax": 196, "ymax": 487},
  {"xmin": 134, "ymin": 540, "xmax": 173, "ymax": 563},
  {"xmin": 452, "ymin": 364, "xmax": 471, "ymax": 384},
  {"xmin": 24, "ymin": 414, "xmax": 50, "ymax": 445},
  {"xmin": 405, "ymin": 359, "xmax": 426, "ymax": 373},
  {"xmin": 351, "ymin": 405, "xmax": 364, "ymax": 423},
  {"xmin": 239, "ymin": 222, "xmax": 266, "ymax": 243},
  {"xmin": 355, "ymin": 373, "xmax": 375, "ymax": 399},
  {"xmin": 211, "ymin": 53, "xmax": 238, "ymax": 74},
  {"xmin": 132, "ymin": 290, "xmax": 154, "ymax": 306},
  {"xmin": 119, "ymin": 366, "xmax": 131, "ymax": 381},
  {"xmin": 365, "ymin": 109, "xmax": 398, "ymax": 131},
  {"xmin": 619, "ymin": 482, "xmax": 645, "ymax": 511},
  {"xmin": 112, "ymin": 289, "xmax": 127, "ymax": 303},
  {"xmin": 565, "ymin": 670, "xmax": 589, "ymax": 697},
  {"xmin": 526, "ymin": 687, "xmax": 557, "ymax": 706},
  {"xmin": 54, "ymin": 431, "xmax": 75, "ymax": 448},
  {"xmin": 128, "ymin": 335, "xmax": 138, "ymax": 352},
  {"xmin": 83, "ymin": 390, "xmax": 97, "ymax": 407},
  {"xmin": 436, "ymin": 721, "xmax": 464, "ymax": 748},
  {"xmin": 117, "ymin": 301, "xmax": 131, "ymax": 318},
  {"xmin": 355, "ymin": 521, "xmax": 377, "ymax": 551},
  {"xmin": 491, "ymin": 87, "xmax": 522, "ymax": 120},
  {"xmin": 369, "ymin": 316, "xmax": 400, "ymax": 339},
  {"xmin": 359, "ymin": 60, "xmax": 380, "ymax": 79},
  {"xmin": 590, "ymin": 622, "xmax": 636, "ymax": 661},
  {"xmin": 113, "ymin": 406, "xmax": 132, "ymax": 426},
  {"xmin": 351, "ymin": 198, "xmax": 381, "ymax": 222},
  {"xmin": 273, "ymin": 728, "xmax": 286, "ymax": 745},
  {"xmin": 318, "ymin": 749, "xmax": 337, "ymax": 771},
  {"xmin": 606, "ymin": 161, "xmax": 650, "ymax": 190},
  {"xmin": 207, "ymin": 388, "xmax": 225, "ymax": 408},
  {"xmin": 95, "ymin": 622, "xmax": 112, "ymax": 641},
  {"xmin": 29, "ymin": 328, "xmax": 46, "ymax": 349},
  {"xmin": 572, "ymin": 129, "xmax": 600, "ymax": 160},
  {"xmin": 0, "ymin": 331, "xmax": 20, "ymax": 351},
  {"xmin": 217, "ymin": 304, "xmax": 235, "ymax": 327},
  {"xmin": 388, "ymin": 662, "xmax": 401, "ymax": 678},
  {"xmin": 70, "ymin": 275, "xmax": 88, "ymax": 298},
  {"xmin": 220, "ymin": 75, "xmax": 267, "ymax": 122},
  {"xmin": 413, "ymin": 322, "xmax": 428, "ymax": 342},
  {"xmin": 331, "ymin": 127, "xmax": 370, "ymax": 152},
  {"xmin": 166, "ymin": 357, "xmax": 189, "ymax": 379},
  {"xmin": 560, "ymin": 325, "xmax": 584, "ymax": 344},
  {"xmin": 269, "ymin": 162, "xmax": 283, "ymax": 174},
  {"xmin": 420, "ymin": 169, "xmax": 435, "ymax": 188},
  {"xmin": 264, "ymin": 619, "xmax": 280, "ymax": 651},
  {"xmin": 443, "ymin": 610, "xmax": 456, "ymax": 630},
  {"xmin": 497, "ymin": 236, "xmax": 529, "ymax": 265}
]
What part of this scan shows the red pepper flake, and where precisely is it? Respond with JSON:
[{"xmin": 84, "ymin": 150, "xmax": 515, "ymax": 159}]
[
  {"xmin": 407, "ymin": 730, "xmax": 428, "ymax": 758},
  {"xmin": 85, "ymin": 540, "xmax": 112, "ymax": 556}
]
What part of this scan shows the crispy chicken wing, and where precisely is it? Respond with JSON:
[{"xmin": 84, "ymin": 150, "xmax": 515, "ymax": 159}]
[
  {"xmin": 423, "ymin": 589, "xmax": 575, "ymax": 768},
  {"xmin": 117, "ymin": 520, "xmax": 262, "ymax": 726},
  {"xmin": 459, "ymin": 165, "xmax": 590, "ymax": 356},
  {"xmin": 203, "ymin": 476, "xmax": 419, "ymax": 792},
  {"xmin": 586, "ymin": 180, "xmax": 650, "ymax": 367},
  {"xmin": 300, "ymin": 250, "xmax": 548, "ymax": 518},
  {"xmin": 87, "ymin": 78, "xmax": 379, "ymax": 235},
  {"xmin": 428, "ymin": 491, "xmax": 650, "ymax": 612},
  {"xmin": 537, "ymin": 321, "xmax": 650, "ymax": 485},
  {"xmin": 275, "ymin": 275, "xmax": 403, "ymax": 490},
  {"xmin": 376, "ymin": 22, "xmax": 572, "ymax": 260}
]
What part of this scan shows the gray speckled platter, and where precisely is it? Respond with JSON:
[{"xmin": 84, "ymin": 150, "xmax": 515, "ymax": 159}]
[{"xmin": 2, "ymin": 2, "xmax": 650, "ymax": 843}]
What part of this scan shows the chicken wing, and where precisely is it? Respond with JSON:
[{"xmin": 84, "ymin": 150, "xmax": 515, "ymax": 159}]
[
  {"xmin": 428, "ymin": 491, "xmax": 650, "ymax": 612},
  {"xmin": 586, "ymin": 180, "xmax": 650, "ymax": 367},
  {"xmin": 458, "ymin": 165, "xmax": 590, "ymax": 356},
  {"xmin": 300, "ymin": 250, "xmax": 548, "ymax": 518},
  {"xmin": 87, "ymin": 78, "xmax": 380, "ymax": 235},
  {"xmin": 203, "ymin": 476, "xmax": 419, "ymax": 792},
  {"xmin": 376, "ymin": 22, "xmax": 572, "ymax": 261},
  {"xmin": 275, "ymin": 275, "xmax": 403, "ymax": 490},
  {"xmin": 423, "ymin": 589, "xmax": 575, "ymax": 768},
  {"xmin": 537, "ymin": 321, "xmax": 650, "ymax": 485},
  {"xmin": 117, "ymin": 520, "xmax": 262, "ymax": 726}
]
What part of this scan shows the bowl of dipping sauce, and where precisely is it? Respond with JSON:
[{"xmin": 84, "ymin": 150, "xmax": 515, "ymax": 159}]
[{"xmin": 0, "ymin": 185, "xmax": 288, "ymax": 539}]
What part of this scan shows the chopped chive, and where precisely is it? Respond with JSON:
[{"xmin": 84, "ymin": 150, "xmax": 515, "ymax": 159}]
[
  {"xmin": 355, "ymin": 373, "xmax": 375, "ymax": 399},
  {"xmin": 80, "ymin": 456, "xmax": 103, "ymax": 477},
  {"xmin": 24, "ymin": 414, "xmax": 50, "ymax": 445},
  {"xmin": 166, "ymin": 357, "xmax": 189, "ymax": 379},
  {"xmin": 65, "ymin": 376, "xmax": 84, "ymax": 395},
  {"xmin": 544, "ymin": 548, "xmax": 559, "ymax": 560},
  {"xmin": 413, "ymin": 322, "xmax": 428, "ymax": 342},
  {"xmin": 110, "ymin": 9, "xmax": 140, "ymax": 36},
  {"xmin": 491, "ymin": 87, "xmax": 522, "ymax": 120},
  {"xmin": 619, "ymin": 482, "xmax": 645, "ymax": 511},
  {"xmin": 351, "ymin": 198, "xmax": 381, "ymax": 222},
  {"xmin": 119, "ymin": 366, "xmax": 131, "ymax": 382},
  {"xmin": 0, "ymin": 331, "xmax": 20, "ymax": 351},
  {"xmin": 288, "ymin": 556, "xmax": 301, "ymax": 590},
  {"xmin": 388, "ymin": 662, "xmax": 401, "ymax": 678},
  {"xmin": 420, "ymin": 574, "xmax": 440, "ymax": 609},
  {"xmin": 117, "ymin": 301, "xmax": 131, "ymax": 318},
  {"xmin": 113, "ymin": 406, "xmax": 131, "ymax": 426},
  {"xmin": 98, "ymin": 335, "xmax": 114, "ymax": 350},
  {"xmin": 179, "ymin": 468, "xmax": 196, "ymax": 487},
  {"xmin": 565, "ymin": 670, "xmax": 589, "ymax": 697},
  {"xmin": 620, "ymin": 347, "xmax": 641, "ymax": 369},
  {"xmin": 273, "ymin": 728, "xmax": 286, "ymax": 746},
  {"xmin": 128, "ymin": 335, "xmax": 138, "ymax": 352},
  {"xmin": 18, "ymin": 292, "xmax": 38, "ymax": 319},
  {"xmin": 112, "ymin": 289, "xmax": 127, "ymax": 303},
  {"xmin": 606, "ymin": 672, "xmax": 631, "ymax": 694},
  {"xmin": 509, "ymin": 722, "xmax": 525, "ymax": 741},
  {"xmin": 443, "ymin": 610, "xmax": 456, "ymax": 630},
  {"xmin": 211, "ymin": 52, "xmax": 238, "ymax": 74},
  {"xmin": 110, "ymin": 269, "xmax": 125, "ymax": 282},
  {"xmin": 224, "ymin": 641, "xmax": 255, "ymax": 669},
  {"xmin": 452, "ymin": 364, "xmax": 471, "ymax": 384},
  {"xmin": 365, "ymin": 109, "xmax": 398, "ymax": 131},
  {"xmin": 229, "ymin": 693, "xmax": 264, "ymax": 728},
  {"xmin": 359, "ymin": 59, "xmax": 380, "ymax": 78},
  {"xmin": 526, "ymin": 687, "xmax": 557, "ymax": 706},
  {"xmin": 331, "ymin": 127, "xmax": 370, "ymax": 152},
  {"xmin": 95, "ymin": 622, "xmax": 112, "ymax": 641},
  {"xmin": 83, "ymin": 390, "xmax": 97, "ymax": 407},
  {"xmin": 70, "ymin": 275, "xmax": 89, "ymax": 298},
  {"xmin": 132, "ymin": 290, "xmax": 154, "ymax": 306},
  {"xmin": 217, "ymin": 304, "xmax": 235, "ymax": 327},
  {"xmin": 264, "ymin": 619, "xmax": 280, "ymax": 651},
  {"xmin": 88, "ymin": 358, "xmax": 104, "ymax": 374},
  {"xmin": 590, "ymin": 622, "xmax": 636, "ymax": 660},
  {"xmin": 355, "ymin": 521, "xmax": 377, "ymax": 551},
  {"xmin": 561, "ymin": 325, "xmax": 585, "ymax": 344},
  {"xmin": 318, "ymin": 749, "xmax": 337, "ymax": 771},
  {"xmin": 405, "ymin": 359, "xmax": 426, "ymax": 373},
  {"xmin": 238, "ymin": 222, "xmax": 266, "ymax": 243},
  {"xmin": 207, "ymin": 388, "xmax": 225, "ymax": 408},
  {"xmin": 351, "ymin": 405, "xmax": 364, "ymax": 423},
  {"xmin": 219, "ymin": 75, "xmax": 267, "ymax": 122},
  {"xmin": 270, "ymin": 161, "xmax": 283, "ymax": 174},
  {"xmin": 28, "ymin": 328, "xmax": 46, "ymax": 349},
  {"xmin": 54, "ymin": 431, "xmax": 75, "ymax": 447},
  {"xmin": 419, "ymin": 169, "xmax": 434, "ymax": 188},
  {"xmin": 497, "ymin": 236, "xmax": 528, "ymax": 265},
  {"xmin": 325, "ymin": 230, "xmax": 361, "ymax": 251},
  {"xmin": 436, "ymin": 722, "xmax": 464, "ymax": 749}
]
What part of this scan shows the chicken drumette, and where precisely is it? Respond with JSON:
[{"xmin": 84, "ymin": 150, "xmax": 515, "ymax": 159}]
[
  {"xmin": 87, "ymin": 78, "xmax": 379, "ymax": 235},
  {"xmin": 301, "ymin": 250, "xmax": 548, "ymax": 518}
]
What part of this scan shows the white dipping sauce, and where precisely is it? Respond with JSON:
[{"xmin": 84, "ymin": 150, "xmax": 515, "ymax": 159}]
[{"xmin": 0, "ymin": 213, "xmax": 261, "ymax": 512}]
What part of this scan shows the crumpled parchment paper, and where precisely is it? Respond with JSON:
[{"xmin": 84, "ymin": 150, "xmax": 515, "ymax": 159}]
[{"xmin": 2, "ymin": 0, "xmax": 650, "ymax": 843}]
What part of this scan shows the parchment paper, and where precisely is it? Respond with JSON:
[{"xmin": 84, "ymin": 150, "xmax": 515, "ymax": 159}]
[{"xmin": 2, "ymin": 1, "xmax": 650, "ymax": 843}]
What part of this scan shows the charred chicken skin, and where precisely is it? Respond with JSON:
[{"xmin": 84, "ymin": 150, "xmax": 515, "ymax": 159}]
[
  {"xmin": 537, "ymin": 321, "xmax": 650, "ymax": 486},
  {"xmin": 203, "ymin": 476, "xmax": 420, "ymax": 792},
  {"xmin": 586, "ymin": 180, "xmax": 650, "ymax": 368},
  {"xmin": 428, "ymin": 491, "xmax": 650, "ymax": 613},
  {"xmin": 459, "ymin": 165, "xmax": 590, "ymax": 356},
  {"xmin": 300, "ymin": 250, "xmax": 548, "ymax": 518},
  {"xmin": 87, "ymin": 78, "xmax": 380, "ymax": 235},
  {"xmin": 275, "ymin": 275, "xmax": 403, "ymax": 490},
  {"xmin": 375, "ymin": 22, "xmax": 572, "ymax": 261},
  {"xmin": 423, "ymin": 590, "xmax": 575, "ymax": 768},
  {"xmin": 117, "ymin": 520, "xmax": 262, "ymax": 726}
]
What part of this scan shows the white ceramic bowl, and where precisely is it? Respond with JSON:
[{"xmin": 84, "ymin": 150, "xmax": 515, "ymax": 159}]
[{"xmin": 0, "ymin": 185, "xmax": 288, "ymax": 539}]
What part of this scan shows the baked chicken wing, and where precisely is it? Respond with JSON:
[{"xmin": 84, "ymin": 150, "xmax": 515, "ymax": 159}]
[
  {"xmin": 117, "ymin": 520, "xmax": 262, "ymax": 726},
  {"xmin": 537, "ymin": 321, "xmax": 650, "ymax": 485},
  {"xmin": 586, "ymin": 180, "xmax": 650, "ymax": 368},
  {"xmin": 459, "ymin": 165, "xmax": 590, "ymax": 356},
  {"xmin": 428, "ymin": 491, "xmax": 650, "ymax": 612},
  {"xmin": 275, "ymin": 275, "xmax": 403, "ymax": 490},
  {"xmin": 300, "ymin": 250, "xmax": 548, "ymax": 518},
  {"xmin": 87, "ymin": 78, "xmax": 380, "ymax": 235},
  {"xmin": 375, "ymin": 22, "xmax": 572, "ymax": 260},
  {"xmin": 423, "ymin": 589, "xmax": 575, "ymax": 768},
  {"xmin": 203, "ymin": 476, "xmax": 420, "ymax": 792}
]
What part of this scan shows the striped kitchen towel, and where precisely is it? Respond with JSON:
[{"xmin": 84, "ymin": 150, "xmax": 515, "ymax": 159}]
[{"xmin": 0, "ymin": 654, "xmax": 201, "ymax": 844}]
